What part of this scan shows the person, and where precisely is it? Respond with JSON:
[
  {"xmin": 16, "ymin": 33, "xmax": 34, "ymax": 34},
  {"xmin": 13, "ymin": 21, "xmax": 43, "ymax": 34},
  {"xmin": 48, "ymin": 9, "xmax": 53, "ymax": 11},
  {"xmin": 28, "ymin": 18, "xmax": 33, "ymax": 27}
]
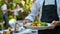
[
  {"xmin": 23, "ymin": 0, "xmax": 60, "ymax": 34},
  {"xmin": 13, "ymin": 3, "xmax": 24, "ymax": 16},
  {"xmin": 9, "ymin": 3, "xmax": 24, "ymax": 28},
  {"xmin": 1, "ymin": 0, "xmax": 10, "ymax": 29}
]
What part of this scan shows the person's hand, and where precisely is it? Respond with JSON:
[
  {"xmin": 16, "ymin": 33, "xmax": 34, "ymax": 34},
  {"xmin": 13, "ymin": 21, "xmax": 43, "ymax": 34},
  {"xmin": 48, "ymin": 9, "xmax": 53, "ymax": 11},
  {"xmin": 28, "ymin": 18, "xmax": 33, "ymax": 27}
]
[
  {"xmin": 51, "ymin": 21, "xmax": 60, "ymax": 26},
  {"xmin": 20, "ymin": 10, "xmax": 24, "ymax": 13},
  {"xmin": 23, "ymin": 19, "xmax": 32, "ymax": 25},
  {"xmin": 48, "ymin": 21, "xmax": 60, "ymax": 29},
  {"xmin": 8, "ymin": 9, "xmax": 12, "ymax": 11},
  {"xmin": 22, "ymin": 19, "xmax": 32, "ymax": 28}
]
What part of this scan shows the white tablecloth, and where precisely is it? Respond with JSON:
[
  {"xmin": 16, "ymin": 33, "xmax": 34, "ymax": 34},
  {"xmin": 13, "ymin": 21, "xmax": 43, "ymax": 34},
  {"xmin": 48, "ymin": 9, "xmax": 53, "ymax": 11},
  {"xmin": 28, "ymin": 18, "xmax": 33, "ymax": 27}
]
[
  {"xmin": 0, "ymin": 29, "xmax": 38, "ymax": 34},
  {"xmin": 13, "ymin": 29, "xmax": 38, "ymax": 34}
]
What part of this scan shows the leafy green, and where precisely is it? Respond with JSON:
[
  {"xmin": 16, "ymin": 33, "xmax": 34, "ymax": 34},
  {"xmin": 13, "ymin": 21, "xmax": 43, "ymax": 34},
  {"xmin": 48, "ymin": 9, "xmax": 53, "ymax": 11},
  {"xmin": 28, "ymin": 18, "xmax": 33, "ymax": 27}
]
[{"xmin": 41, "ymin": 22, "xmax": 48, "ymax": 26}]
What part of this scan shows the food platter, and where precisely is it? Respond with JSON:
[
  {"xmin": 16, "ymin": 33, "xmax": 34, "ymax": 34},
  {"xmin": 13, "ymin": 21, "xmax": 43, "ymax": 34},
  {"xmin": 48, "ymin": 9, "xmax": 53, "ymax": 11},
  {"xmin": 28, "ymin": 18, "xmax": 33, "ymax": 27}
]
[{"xmin": 24, "ymin": 23, "xmax": 54, "ymax": 30}]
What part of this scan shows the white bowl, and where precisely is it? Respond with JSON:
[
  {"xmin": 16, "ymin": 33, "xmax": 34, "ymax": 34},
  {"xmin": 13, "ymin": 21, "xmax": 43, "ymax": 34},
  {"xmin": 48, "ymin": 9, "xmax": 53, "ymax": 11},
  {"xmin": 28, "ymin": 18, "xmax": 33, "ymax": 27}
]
[{"xmin": 24, "ymin": 23, "xmax": 53, "ymax": 30}]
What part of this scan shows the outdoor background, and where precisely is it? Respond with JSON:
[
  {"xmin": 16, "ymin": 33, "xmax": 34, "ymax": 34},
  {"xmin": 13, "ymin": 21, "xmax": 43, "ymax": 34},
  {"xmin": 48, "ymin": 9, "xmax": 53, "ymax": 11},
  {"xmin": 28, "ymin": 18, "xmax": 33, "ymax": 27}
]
[{"xmin": 0, "ymin": 0, "xmax": 36, "ymax": 22}]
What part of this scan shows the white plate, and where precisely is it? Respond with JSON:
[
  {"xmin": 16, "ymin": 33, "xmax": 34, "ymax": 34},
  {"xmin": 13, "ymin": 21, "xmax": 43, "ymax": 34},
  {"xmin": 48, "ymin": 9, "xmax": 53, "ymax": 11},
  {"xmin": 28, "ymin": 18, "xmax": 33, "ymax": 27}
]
[{"xmin": 24, "ymin": 23, "xmax": 54, "ymax": 30}]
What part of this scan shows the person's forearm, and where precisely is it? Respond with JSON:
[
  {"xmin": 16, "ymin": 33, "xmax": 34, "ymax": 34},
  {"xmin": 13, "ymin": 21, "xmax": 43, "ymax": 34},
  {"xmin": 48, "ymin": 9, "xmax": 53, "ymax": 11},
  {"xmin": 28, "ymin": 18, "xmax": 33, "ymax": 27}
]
[
  {"xmin": 58, "ymin": 21, "xmax": 60, "ymax": 26},
  {"xmin": 57, "ymin": 21, "xmax": 60, "ymax": 26},
  {"xmin": 7, "ymin": 8, "xmax": 14, "ymax": 12}
]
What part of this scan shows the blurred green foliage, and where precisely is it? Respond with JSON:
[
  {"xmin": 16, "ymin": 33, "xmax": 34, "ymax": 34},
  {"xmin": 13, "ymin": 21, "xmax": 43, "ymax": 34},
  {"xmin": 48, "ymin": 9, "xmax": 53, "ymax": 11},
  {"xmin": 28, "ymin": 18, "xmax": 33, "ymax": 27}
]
[
  {"xmin": 0, "ymin": 10, "xmax": 4, "ymax": 22},
  {"xmin": 0, "ymin": 0, "xmax": 35, "ymax": 20},
  {"xmin": 0, "ymin": 0, "xmax": 35, "ymax": 30}
]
